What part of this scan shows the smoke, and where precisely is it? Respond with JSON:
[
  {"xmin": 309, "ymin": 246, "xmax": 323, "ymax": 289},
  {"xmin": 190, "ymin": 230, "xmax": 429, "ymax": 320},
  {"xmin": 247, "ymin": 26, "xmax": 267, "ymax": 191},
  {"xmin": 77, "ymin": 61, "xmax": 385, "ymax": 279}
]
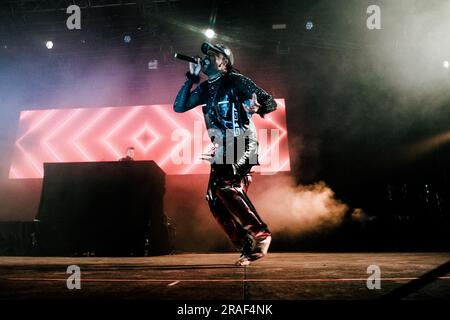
[
  {"xmin": 362, "ymin": 0, "xmax": 450, "ymax": 106},
  {"xmin": 251, "ymin": 175, "xmax": 348, "ymax": 235},
  {"xmin": 163, "ymin": 123, "xmax": 348, "ymax": 251},
  {"xmin": 162, "ymin": 172, "xmax": 350, "ymax": 253}
]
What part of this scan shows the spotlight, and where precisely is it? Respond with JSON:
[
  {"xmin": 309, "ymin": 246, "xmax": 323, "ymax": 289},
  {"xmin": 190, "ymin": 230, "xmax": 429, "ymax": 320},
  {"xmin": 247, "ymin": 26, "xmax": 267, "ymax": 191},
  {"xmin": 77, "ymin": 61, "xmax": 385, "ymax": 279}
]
[
  {"xmin": 46, "ymin": 41, "xmax": 53, "ymax": 49},
  {"xmin": 306, "ymin": 21, "xmax": 314, "ymax": 30},
  {"xmin": 124, "ymin": 35, "xmax": 131, "ymax": 43},
  {"xmin": 443, "ymin": 60, "xmax": 449, "ymax": 69},
  {"xmin": 204, "ymin": 29, "xmax": 215, "ymax": 39}
]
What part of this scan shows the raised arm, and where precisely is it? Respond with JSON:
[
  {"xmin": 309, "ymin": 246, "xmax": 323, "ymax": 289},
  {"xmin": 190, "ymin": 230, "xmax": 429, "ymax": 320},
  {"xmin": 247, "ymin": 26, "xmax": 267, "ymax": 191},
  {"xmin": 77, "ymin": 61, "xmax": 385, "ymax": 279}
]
[{"xmin": 173, "ymin": 73, "xmax": 208, "ymax": 113}]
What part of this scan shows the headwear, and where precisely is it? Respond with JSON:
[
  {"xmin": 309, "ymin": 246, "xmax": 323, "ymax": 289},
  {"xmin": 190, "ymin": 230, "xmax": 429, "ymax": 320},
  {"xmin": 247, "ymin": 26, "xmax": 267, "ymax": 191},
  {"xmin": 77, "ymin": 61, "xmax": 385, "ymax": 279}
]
[{"xmin": 201, "ymin": 42, "xmax": 234, "ymax": 67}]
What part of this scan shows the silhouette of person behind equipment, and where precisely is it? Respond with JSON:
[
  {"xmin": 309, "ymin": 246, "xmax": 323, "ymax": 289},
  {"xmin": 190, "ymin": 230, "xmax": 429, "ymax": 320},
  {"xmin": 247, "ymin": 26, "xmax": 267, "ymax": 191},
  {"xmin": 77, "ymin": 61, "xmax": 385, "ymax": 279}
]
[{"xmin": 119, "ymin": 146, "xmax": 135, "ymax": 161}]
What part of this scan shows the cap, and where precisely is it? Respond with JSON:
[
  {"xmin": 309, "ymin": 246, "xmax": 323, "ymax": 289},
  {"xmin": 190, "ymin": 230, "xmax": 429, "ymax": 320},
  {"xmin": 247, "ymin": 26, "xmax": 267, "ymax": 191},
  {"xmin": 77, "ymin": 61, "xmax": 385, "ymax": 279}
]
[{"xmin": 201, "ymin": 42, "xmax": 234, "ymax": 66}]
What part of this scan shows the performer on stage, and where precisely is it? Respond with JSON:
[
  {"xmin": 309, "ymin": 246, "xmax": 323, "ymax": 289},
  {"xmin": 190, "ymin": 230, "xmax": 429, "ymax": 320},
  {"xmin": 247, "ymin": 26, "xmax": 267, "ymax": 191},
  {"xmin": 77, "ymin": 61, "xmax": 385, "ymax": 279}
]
[{"xmin": 173, "ymin": 43, "xmax": 277, "ymax": 266}]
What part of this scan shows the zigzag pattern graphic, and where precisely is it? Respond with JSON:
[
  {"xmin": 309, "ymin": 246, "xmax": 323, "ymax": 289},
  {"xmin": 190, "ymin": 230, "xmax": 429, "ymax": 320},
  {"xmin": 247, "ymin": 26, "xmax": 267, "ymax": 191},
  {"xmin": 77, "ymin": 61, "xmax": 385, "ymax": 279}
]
[{"xmin": 9, "ymin": 100, "xmax": 290, "ymax": 178}]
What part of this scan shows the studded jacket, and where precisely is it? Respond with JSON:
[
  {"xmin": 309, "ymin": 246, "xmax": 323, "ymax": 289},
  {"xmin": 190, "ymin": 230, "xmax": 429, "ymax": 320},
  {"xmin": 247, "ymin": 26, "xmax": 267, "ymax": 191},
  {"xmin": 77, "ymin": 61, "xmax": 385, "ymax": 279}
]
[{"xmin": 174, "ymin": 71, "xmax": 277, "ymax": 173}]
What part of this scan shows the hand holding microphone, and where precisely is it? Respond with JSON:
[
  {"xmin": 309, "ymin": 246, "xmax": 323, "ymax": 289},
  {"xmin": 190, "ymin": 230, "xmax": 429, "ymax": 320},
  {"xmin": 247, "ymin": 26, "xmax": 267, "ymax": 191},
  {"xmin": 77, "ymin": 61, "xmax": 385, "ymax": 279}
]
[{"xmin": 189, "ymin": 57, "xmax": 202, "ymax": 76}]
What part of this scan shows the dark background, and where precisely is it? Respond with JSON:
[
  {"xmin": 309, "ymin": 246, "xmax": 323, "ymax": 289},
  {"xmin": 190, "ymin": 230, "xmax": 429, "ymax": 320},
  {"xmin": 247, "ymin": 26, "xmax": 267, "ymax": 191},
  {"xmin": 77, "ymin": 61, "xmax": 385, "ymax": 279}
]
[{"xmin": 0, "ymin": 0, "xmax": 449, "ymax": 252}]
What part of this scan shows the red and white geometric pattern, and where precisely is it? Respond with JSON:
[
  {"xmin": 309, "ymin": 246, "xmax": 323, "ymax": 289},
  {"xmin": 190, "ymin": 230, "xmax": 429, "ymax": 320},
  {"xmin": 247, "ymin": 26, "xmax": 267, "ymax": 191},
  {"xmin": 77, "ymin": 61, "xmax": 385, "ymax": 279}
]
[{"xmin": 9, "ymin": 99, "xmax": 290, "ymax": 178}]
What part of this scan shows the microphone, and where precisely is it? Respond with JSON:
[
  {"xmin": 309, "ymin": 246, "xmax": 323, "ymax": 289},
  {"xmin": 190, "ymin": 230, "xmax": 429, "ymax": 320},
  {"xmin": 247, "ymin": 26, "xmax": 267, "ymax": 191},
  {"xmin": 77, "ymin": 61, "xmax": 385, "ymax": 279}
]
[
  {"xmin": 173, "ymin": 53, "xmax": 211, "ymax": 66},
  {"xmin": 173, "ymin": 53, "xmax": 198, "ymax": 64}
]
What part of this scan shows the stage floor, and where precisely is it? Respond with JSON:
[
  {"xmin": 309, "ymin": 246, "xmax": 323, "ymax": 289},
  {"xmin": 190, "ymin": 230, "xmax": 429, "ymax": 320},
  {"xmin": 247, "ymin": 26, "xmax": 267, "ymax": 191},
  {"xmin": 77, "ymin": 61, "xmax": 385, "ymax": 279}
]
[{"xmin": 0, "ymin": 253, "xmax": 449, "ymax": 300}]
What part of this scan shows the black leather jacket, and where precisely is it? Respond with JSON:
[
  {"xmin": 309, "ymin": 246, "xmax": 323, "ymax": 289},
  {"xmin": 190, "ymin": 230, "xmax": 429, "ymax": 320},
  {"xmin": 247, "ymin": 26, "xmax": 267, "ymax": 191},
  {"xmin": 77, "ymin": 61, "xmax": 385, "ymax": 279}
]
[{"xmin": 174, "ymin": 71, "xmax": 277, "ymax": 172}]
